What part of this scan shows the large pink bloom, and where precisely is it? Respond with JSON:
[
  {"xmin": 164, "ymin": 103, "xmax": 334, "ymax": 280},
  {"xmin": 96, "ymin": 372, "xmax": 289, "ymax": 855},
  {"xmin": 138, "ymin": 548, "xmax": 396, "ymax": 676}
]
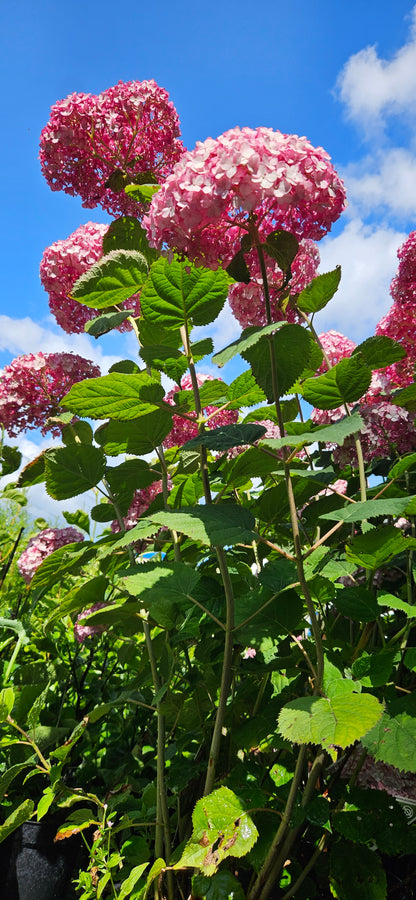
[
  {"xmin": 144, "ymin": 126, "xmax": 346, "ymax": 268},
  {"xmin": 163, "ymin": 373, "xmax": 238, "ymax": 449},
  {"xmin": 376, "ymin": 302, "xmax": 416, "ymax": 388},
  {"xmin": 390, "ymin": 230, "xmax": 416, "ymax": 306},
  {"xmin": 40, "ymin": 222, "xmax": 141, "ymax": 334},
  {"xmin": 39, "ymin": 80, "xmax": 185, "ymax": 217},
  {"xmin": 0, "ymin": 352, "xmax": 100, "ymax": 436},
  {"xmin": 18, "ymin": 527, "xmax": 84, "ymax": 583},
  {"xmin": 229, "ymin": 239, "xmax": 320, "ymax": 328}
]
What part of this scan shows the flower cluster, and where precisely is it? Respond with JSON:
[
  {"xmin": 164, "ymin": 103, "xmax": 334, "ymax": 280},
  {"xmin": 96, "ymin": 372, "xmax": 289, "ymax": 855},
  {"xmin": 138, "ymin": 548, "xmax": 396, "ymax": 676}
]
[
  {"xmin": 334, "ymin": 399, "xmax": 416, "ymax": 468},
  {"xmin": 40, "ymin": 222, "xmax": 141, "ymax": 333},
  {"xmin": 111, "ymin": 481, "xmax": 163, "ymax": 533},
  {"xmin": 0, "ymin": 352, "xmax": 100, "ymax": 436},
  {"xmin": 229, "ymin": 239, "xmax": 320, "ymax": 328},
  {"xmin": 311, "ymin": 331, "xmax": 357, "ymax": 427},
  {"xmin": 18, "ymin": 527, "xmax": 84, "ymax": 583},
  {"xmin": 163, "ymin": 373, "xmax": 239, "ymax": 449},
  {"xmin": 74, "ymin": 603, "xmax": 107, "ymax": 643},
  {"xmin": 39, "ymin": 80, "xmax": 184, "ymax": 217},
  {"xmin": 144, "ymin": 126, "xmax": 346, "ymax": 268},
  {"xmin": 390, "ymin": 230, "xmax": 416, "ymax": 306},
  {"xmin": 374, "ymin": 231, "xmax": 416, "ymax": 387}
]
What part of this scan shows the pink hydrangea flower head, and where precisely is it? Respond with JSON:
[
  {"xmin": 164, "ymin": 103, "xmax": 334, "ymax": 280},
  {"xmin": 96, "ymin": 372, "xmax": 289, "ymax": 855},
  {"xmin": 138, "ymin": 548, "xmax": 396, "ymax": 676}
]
[
  {"xmin": 39, "ymin": 80, "xmax": 185, "ymax": 217},
  {"xmin": 376, "ymin": 302, "xmax": 416, "ymax": 387},
  {"xmin": 163, "ymin": 373, "xmax": 238, "ymax": 449},
  {"xmin": 229, "ymin": 239, "xmax": 320, "ymax": 328},
  {"xmin": 144, "ymin": 127, "xmax": 346, "ymax": 269},
  {"xmin": 74, "ymin": 602, "xmax": 107, "ymax": 643},
  {"xmin": 316, "ymin": 330, "xmax": 356, "ymax": 375},
  {"xmin": 111, "ymin": 481, "xmax": 163, "ymax": 533},
  {"xmin": 0, "ymin": 352, "xmax": 100, "ymax": 436},
  {"xmin": 334, "ymin": 400, "xmax": 416, "ymax": 468},
  {"xmin": 40, "ymin": 222, "xmax": 141, "ymax": 333},
  {"xmin": 18, "ymin": 527, "xmax": 84, "ymax": 583},
  {"xmin": 390, "ymin": 230, "xmax": 416, "ymax": 305}
]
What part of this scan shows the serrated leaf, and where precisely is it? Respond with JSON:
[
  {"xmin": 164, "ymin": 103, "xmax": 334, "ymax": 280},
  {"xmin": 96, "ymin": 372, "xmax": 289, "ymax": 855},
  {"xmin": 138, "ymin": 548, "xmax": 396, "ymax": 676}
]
[
  {"xmin": 0, "ymin": 445, "xmax": 22, "ymax": 477},
  {"xmin": 63, "ymin": 509, "xmax": 90, "ymax": 534},
  {"xmin": 333, "ymin": 788, "xmax": 416, "ymax": 855},
  {"xmin": 346, "ymin": 526, "xmax": 416, "ymax": 569},
  {"xmin": 242, "ymin": 324, "xmax": 312, "ymax": 400},
  {"xmin": 329, "ymin": 841, "xmax": 387, "ymax": 900},
  {"xmin": 102, "ymin": 216, "xmax": 158, "ymax": 264},
  {"xmin": 16, "ymin": 452, "xmax": 46, "ymax": 487},
  {"xmin": 212, "ymin": 323, "xmax": 285, "ymax": 367},
  {"xmin": 71, "ymin": 249, "xmax": 148, "ymax": 308},
  {"xmin": 140, "ymin": 345, "xmax": 188, "ymax": 383},
  {"xmin": 192, "ymin": 871, "xmax": 245, "ymax": 900},
  {"xmin": 377, "ymin": 592, "xmax": 416, "ymax": 618},
  {"xmin": 44, "ymin": 445, "xmax": 106, "ymax": 499},
  {"xmin": 226, "ymin": 249, "xmax": 251, "ymax": 283},
  {"xmin": 46, "ymin": 576, "xmax": 109, "ymax": 627},
  {"xmin": 174, "ymin": 787, "xmax": 258, "ymax": 876},
  {"xmin": 321, "ymin": 496, "xmax": 416, "ymax": 524},
  {"xmin": 30, "ymin": 542, "xmax": 95, "ymax": 596},
  {"xmin": 120, "ymin": 562, "xmax": 200, "ymax": 629},
  {"xmin": 142, "ymin": 505, "xmax": 257, "ymax": 546},
  {"xmin": 140, "ymin": 257, "xmax": 229, "ymax": 329},
  {"xmin": 297, "ymin": 267, "xmax": 341, "ymax": 314},
  {"xmin": 62, "ymin": 373, "xmax": 165, "ymax": 421},
  {"xmin": 85, "ymin": 310, "xmax": 134, "ymax": 337},
  {"xmin": 260, "ymin": 412, "xmax": 363, "ymax": 451},
  {"xmin": 262, "ymin": 230, "xmax": 299, "ymax": 271},
  {"xmin": 278, "ymin": 689, "xmax": 383, "ymax": 752},
  {"xmin": 125, "ymin": 182, "xmax": 161, "ymax": 203},
  {"xmin": 362, "ymin": 712, "xmax": 416, "ymax": 773},
  {"xmin": 95, "ymin": 408, "xmax": 173, "ymax": 455},
  {"xmin": 105, "ymin": 459, "xmax": 161, "ymax": 515},
  {"xmin": 302, "ymin": 355, "xmax": 371, "ymax": 410},
  {"xmin": 352, "ymin": 335, "xmax": 406, "ymax": 369},
  {"xmin": 334, "ymin": 587, "xmax": 379, "ymax": 622},
  {"xmin": 184, "ymin": 424, "xmax": 267, "ymax": 452},
  {"xmin": 389, "ymin": 452, "xmax": 416, "ymax": 478},
  {"xmin": 226, "ymin": 370, "xmax": 266, "ymax": 408},
  {"xmin": 393, "ymin": 383, "xmax": 416, "ymax": 411}
]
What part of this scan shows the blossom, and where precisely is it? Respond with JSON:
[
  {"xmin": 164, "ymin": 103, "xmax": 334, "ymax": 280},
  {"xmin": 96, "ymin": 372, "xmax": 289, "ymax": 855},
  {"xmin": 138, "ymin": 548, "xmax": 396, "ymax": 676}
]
[
  {"xmin": 144, "ymin": 126, "xmax": 346, "ymax": 269},
  {"xmin": 333, "ymin": 399, "xmax": 416, "ymax": 468},
  {"xmin": 228, "ymin": 239, "xmax": 320, "ymax": 329},
  {"xmin": 163, "ymin": 373, "xmax": 238, "ymax": 449},
  {"xmin": 39, "ymin": 80, "xmax": 185, "ymax": 217},
  {"xmin": 18, "ymin": 527, "xmax": 84, "ymax": 583},
  {"xmin": 0, "ymin": 352, "xmax": 100, "ymax": 436},
  {"xmin": 310, "ymin": 331, "xmax": 357, "ymax": 426},
  {"xmin": 111, "ymin": 481, "xmax": 163, "ymax": 533},
  {"xmin": 40, "ymin": 222, "xmax": 141, "ymax": 334},
  {"xmin": 242, "ymin": 647, "xmax": 257, "ymax": 659},
  {"xmin": 74, "ymin": 603, "xmax": 107, "ymax": 643},
  {"xmin": 390, "ymin": 230, "xmax": 416, "ymax": 306},
  {"xmin": 376, "ymin": 302, "xmax": 416, "ymax": 388}
]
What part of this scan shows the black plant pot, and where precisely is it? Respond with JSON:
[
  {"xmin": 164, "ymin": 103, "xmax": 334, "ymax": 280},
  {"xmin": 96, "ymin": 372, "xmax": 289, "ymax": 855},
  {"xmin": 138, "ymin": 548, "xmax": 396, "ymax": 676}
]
[{"xmin": 0, "ymin": 818, "xmax": 84, "ymax": 900}]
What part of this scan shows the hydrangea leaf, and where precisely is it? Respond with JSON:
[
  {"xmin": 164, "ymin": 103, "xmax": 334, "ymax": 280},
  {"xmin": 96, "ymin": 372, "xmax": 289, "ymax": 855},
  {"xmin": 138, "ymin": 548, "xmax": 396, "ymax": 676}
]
[
  {"xmin": 212, "ymin": 323, "xmax": 285, "ymax": 367},
  {"xmin": 62, "ymin": 509, "xmax": 90, "ymax": 535},
  {"xmin": 377, "ymin": 592, "xmax": 416, "ymax": 618},
  {"xmin": 393, "ymin": 382, "xmax": 416, "ymax": 411},
  {"xmin": 45, "ymin": 445, "xmax": 106, "ymax": 500},
  {"xmin": 192, "ymin": 871, "xmax": 245, "ymax": 900},
  {"xmin": 362, "ymin": 712, "xmax": 416, "ymax": 772},
  {"xmin": 352, "ymin": 335, "xmax": 406, "ymax": 368},
  {"xmin": 0, "ymin": 445, "xmax": 22, "ymax": 477},
  {"xmin": 227, "ymin": 447, "xmax": 283, "ymax": 483},
  {"xmin": 174, "ymin": 787, "xmax": 258, "ymax": 876},
  {"xmin": 329, "ymin": 841, "xmax": 387, "ymax": 900},
  {"xmin": 120, "ymin": 562, "xmax": 201, "ymax": 629},
  {"xmin": 296, "ymin": 267, "xmax": 341, "ymax": 314},
  {"xmin": 142, "ymin": 505, "xmax": 257, "ymax": 546},
  {"xmin": 352, "ymin": 649, "xmax": 398, "ymax": 687},
  {"xmin": 346, "ymin": 525, "xmax": 416, "ymax": 569},
  {"xmin": 46, "ymin": 576, "xmax": 109, "ymax": 626},
  {"xmin": 260, "ymin": 412, "xmax": 363, "ymax": 450},
  {"xmin": 30, "ymin": 542, "xmax": 96, "ymax": 597},
  {"xmin": 389, "ymin": 452, "xmax": 416, "ymax": 478},
  {"xmin": 85, "ymin": 310, "xmax": 134, "ymax": 337},
  {"xmin": 71, "ymin": 249, "xmax": 148, "ymax": 308},
  {"xmin": 62, "ymin": 373, "xmax": 165, "ymax": 420},
  {"xmin": 140, "ymin": 345, "xmax": 189, "ymax": 383},
  {"xmin": 95, "ymin": 408, "xmax": 173, "ymax": 455},
  {"xmin": 105, "ymin": 459, "xmax": 162, "ymax": 515},
  {"xmin": 334, "ymin": 586, "xmax": 379, "ymax": 622},
  {"xmin": 226, "ymin": 370, "xmax": 266, "ymax": 408},
  {"xmin": 234, "ymin": 588, "xmax": 304, "ymax": 644},
  {"xmin": 242, "ymin": 324, "xmax": 312, "ymax": 400},
  {"xmin": 278, "ymin": 689, "xmax": 383, "ymax": 753},
  {"xmin": 321, "ymin": 496, "xmax": 416, "ymax": 523},
  {"xmin": 102, "ymin": 215, "xmax": 158, "ymax": 264},
  {"xmin": 184, "ymin": 424, "xmax": 267, "ymax": 451},
  {"xmin": 140, "ymin": 257, "xmax": 230, "ymax": 329},
  {"xmin": 333, "ymin": 788, "xmax": 416, "ymax": 855},
  {"xmin": 16, "ymin": 452, "xmax": 46, "ymax": 487},
  {"xmin": 262, "ymin": 230, "xmax": 299, "ymax": 271},
  {"xmin": 302, "ymin": 354, "xmax": 371, "ymax": 410}
]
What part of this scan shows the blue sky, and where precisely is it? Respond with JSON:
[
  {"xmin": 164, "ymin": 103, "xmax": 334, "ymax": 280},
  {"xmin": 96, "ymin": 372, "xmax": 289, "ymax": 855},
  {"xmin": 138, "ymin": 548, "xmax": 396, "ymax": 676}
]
[{"xmin": 2, "ymin": 0, "xmax": 416, "ymax": 520}]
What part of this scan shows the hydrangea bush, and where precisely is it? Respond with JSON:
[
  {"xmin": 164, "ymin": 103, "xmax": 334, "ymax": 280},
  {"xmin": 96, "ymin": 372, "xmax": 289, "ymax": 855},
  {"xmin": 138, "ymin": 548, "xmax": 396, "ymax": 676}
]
[{"xmin": 2, "ymin": 78, "xmax": 416, "ymax": 900}]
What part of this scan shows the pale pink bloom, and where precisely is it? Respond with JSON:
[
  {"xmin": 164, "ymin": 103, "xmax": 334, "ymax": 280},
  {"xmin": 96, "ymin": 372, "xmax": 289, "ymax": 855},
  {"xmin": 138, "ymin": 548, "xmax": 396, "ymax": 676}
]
[
  {"xmin": 144, "ymin": 127, "xmax": 346, "ymax": 269},
  {"xmin": 317, "ymin": 479, "xmax": 348, "ymax": 499},
  {"xmin": 0, "ymin": 352, "xmax": 100, "ymax": 436},
  {"xmin": 242, "ymin": 647, "xmax": 257, "ymax": 659},
  {"xmin": 74, "ymin": 602, "xmax": 107, "ymax": 643},
  {"xmin": 40, "ymin": 223, "xmax": 141, "ymax": 333},
  {"xmin": 40, "ymin": 80, "xmax": 184, "ymax": 217},
  {"xmin": 390, "ymin": 230, "xmax": 416, "ymax": 306},
  {"xmin": 229, "ymin": 240, "xmax": 320, "ymax": 328},
  {"xmin": 18, "ymin": 527, "xmax": 84, "ymax": 583},
  {"xmin": 111, "ymin": 481, "xmax": 163, "ymax": 533},
  {"xmin": 334, "ymin": 400, "xmax": 416, "ymax": 467},
  {"xmin": 163, "ymin": 373, "xmax": 238, "ymax": 449},
  {"xmin": 375, "ymin": 301, "xmax": 416, "ymax": 388},
  {"xmin": 315, "ymin": 330, "xmax": 356, "ymax": 374}
]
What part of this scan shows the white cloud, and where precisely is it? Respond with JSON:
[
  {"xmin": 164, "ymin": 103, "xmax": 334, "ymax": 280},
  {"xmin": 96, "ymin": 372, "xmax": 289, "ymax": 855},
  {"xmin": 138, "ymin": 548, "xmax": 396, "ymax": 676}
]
[
  {"xmin": 336, "ymin": 6, "xmax": 416, "ymax": 131},
  {"xmin": 0, "ymin": 314, "xmax": 120, "ymax": 373},
  {"xmin": 317, "ymin": 219, "xmax": 407, "ymax": 340},
  {"xmin": 341, "ymin": 148, "xmax": 416, "ymax": 218}
]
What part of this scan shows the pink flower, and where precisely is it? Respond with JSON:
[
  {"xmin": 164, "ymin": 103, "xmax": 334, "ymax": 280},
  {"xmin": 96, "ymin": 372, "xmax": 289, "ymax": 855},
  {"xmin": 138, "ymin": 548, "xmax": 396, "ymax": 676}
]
[
  {"xmin": 242, "ymin": 647, "xmax": 257, "ymax": 659},
  {"xmin": 163, "ymin": 373, "xmax": 238, "ymax": 449},
  {"xmin": 39, "ymin": 80, "xmax": 185, "ymax": 217},
  {"xmin": 40, "ymin": 222, "xmax": 141, "ymax": 334},
  {"xmin": 74, "ymin": 602, "xmax": 107, "ymax": 643},
  {"xmin": 229, "ymin": 239, "xmax": 320, "ymax": 328},
  {"xmin": 0, "ymin": 352, "xmax": 101, "ymax": 436},
  {"xmin": 333, "ymin": 399, "xmax": 416, "ymax": 468},
  {"xmin": 315, "ymin": 330, "xmax": 356, "ymax": 374},
  {"xmin": 376, "ymin": 302, "xmax": 416, "ymax": 388},
  {"xmin": 144, "ymin": 126, "xmax": 346, "ymax": 269},
  {"xmin": 111, "ymin": 481, "xmax": 163, "ymax": 532},
  {"xmin": 18, "ymin": 527, "xmax": 84, "ymax": 583},
  {"xmin": 390, "ymin": 230, "xmax": 416, "ymax": 306}
]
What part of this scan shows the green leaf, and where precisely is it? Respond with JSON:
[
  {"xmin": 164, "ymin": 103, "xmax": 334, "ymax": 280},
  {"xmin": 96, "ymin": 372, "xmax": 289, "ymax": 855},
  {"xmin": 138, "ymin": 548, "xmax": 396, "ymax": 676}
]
[
  {"xmin": 63, "ymin": 509, "xmax": 90, "ymax": 534},
  {"xmin": 302, "ymin": 355, "xmax": 372, "ymax": 410},
  {"xmin": 125, "ymin": 182, "xmax": 161, "ymax": 203},
  {"xmin": 227, "ymin": 447, "xmax": 283, "ymax": 484},
  {"xmin": 37, "ymin": 787, "xmax": 56, "ymax": 821},
  {"xmin": 321, "ymin": 496, "xmax": 416, "ymax": 524},
  {"xmin": 212, "ymin": 323, "xmax": 285, "ymax": 367},
  {"xmin": 352, "ymin": 335, "xmax": 406, "ymax": 369},
  {"xmin": 389, "ymin": 452, "xmax": 416, "ymax": 478},
  {"xmin": 329, "ymin": 841, "xmax": 387, "ymax": 900},
  {"xmin": 226, "ymin": 370, "xmax": 267, "ymax": 408},
  {"xmin": 346, "ymin": 526, "xmax": 416, "ymax": 569},
  {"xmin": 16, "ymin": 452, "xmax": 46, "ymax": 487},
  {"xmin": 55, "ymin": 808, "xmax": 99, "ymax": 839},
  {"xmin": 120, "ymin": 562, "xmax": 200, "ymax": 629},
  {"xmin": 362, "ymin": 712, "xmax": 416, "ymax": 773},
  {"xmin": 333, "ymin": 788, "xmax": 416, "ymax": 856},
  {"xmin": 30, "ymin": 542, "xmax": 95, "ymax": 596},
  {"xmin": 351, "ymin": 650, "xmax": 397, "ymax": 687},
  {"xmin": 71, "ymin": 249, "xmax": 148, "ymax": 308},
  {"xmin": 90, "ymin": 503, "xmax": 115, "ymax": 523},
  {"xmin": 278, "ymin": 689, "xmax": 383, "ymax": 753},
  {"xmin": 143, "ymin": 505, "xmax": 257, "ymax": 546},
  {"xmin": 0, "ymin": 800, "xmax": 35, "ymax": 844},
  {"xmin": 118, "ymin": 864, "xmax": 149, "ymax": 900},
  {"xmin": 192, "ymin": 871, "xmax": 245, "ymax": 900},
  {"xmin": 174, "ymin": 787, "xmax": 258, "ymax": 876},
  {"xmin": 62, "ymin": 373, "xmax": 166, "ymax": 421},
  {"xmin": 105, "ymin": 459, "xmax": 161, "ymax": 515},
  {"xmin": 0, "ymin": 445, "xmax": 22, "ymax": 477},
  {"xmin": 226, "ymin": 249, "xmax": 251, "ymax": 283},
  {"xmin": 95, "ymin": 409, "xmax": 173, "ymax": 455},
  {"xmin": 140, "ymin": 256, "xmax": 229, "ymax": 329},
  {"xmin": 44, "ymin": 445, "xmax": 106, "ymax": 499},
  {"xmin": 262, "ymin": 230, "xmax": 299, "ymax": 271},
  {"xmin": 0, "ymin": 687, "xmax": 15, "ymax": 720},
  {"xmin": 297, "ymin": 267, "xmax": 341, "ymax": 314},
  {"xmin": 377, "ymin": 592, "xmax": 416, "ymax": 618},
  {"xmin": 102, "ymin": 216, "xmax": 158, "ymax": 263},
  {"xmin": 85, "ymin": 310, "xmax": 134, "ymax": 337},
  {"xmin": 334, "ymin": 587, "xmax": 379, "ymax": 622},
  {"xmin": 234, "ymin": 588, "xmax": 303, "ymax": 643},
  {"xmin": 242, "ymin": 324, "xmax": 312, "ymax": 399},
  {"xmin": 46, "ymin": 576, "xmax": 109, "ymax": 626},
  {"xmin": 0, "ymin": 763, "xmax": 33, "ymax": 801},
  {"xmin": 260, "ymin": 412, "xmax": 364, "ymax": 451},
  {"xmin": 137, "ymin": 858, "xmax": 165, "ymax": 900},
  {"xmin": 61, "ymin": 420, "xmax": 93, "ymax": 445},
  {"xmin": 140, "ymin": 345, "xmax": 189, "ymax": 384},
  {"xmin": 184, "ymin": 424, "xmax": 267, "ymax": 451},
  {"xmin": 393, "ymin": 383, "xmax": 416, "ymax": 411}
]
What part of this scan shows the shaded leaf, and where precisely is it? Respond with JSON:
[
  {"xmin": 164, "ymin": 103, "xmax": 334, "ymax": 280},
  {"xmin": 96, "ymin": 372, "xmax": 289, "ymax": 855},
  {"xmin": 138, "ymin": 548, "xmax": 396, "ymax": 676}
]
[
  {"xmin": 302, "ymin": 355, "xmax": 371, "ymax": 410},
  {"xmin": 329, "ymin": 841, "xmax": 387, "ymax": 900},
  {"xmin": 45, "ymin": 445, "xmax": 106, "ymax": 500},
  {"xmin": 143, "ymin": 505, "xmax": 257, "ymax": 546},
  {"xmin": 297, "ymin": 267, "xmax": 341, "ymax": 314},
  {"xmin": 184, "ymin": 424, "xmax": 267, "ymax": 452},
  {"xmin": 0, "ymin": 800, "xmax": 35, "ymax": 844}
]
